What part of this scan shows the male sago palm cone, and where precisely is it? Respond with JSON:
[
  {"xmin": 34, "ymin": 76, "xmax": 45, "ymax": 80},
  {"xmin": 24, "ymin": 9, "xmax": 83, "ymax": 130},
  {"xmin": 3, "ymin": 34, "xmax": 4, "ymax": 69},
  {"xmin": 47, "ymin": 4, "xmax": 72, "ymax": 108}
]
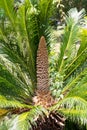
[{"xmin": 33, "ymin": 36, "xmax": 65, "ymax": 130}]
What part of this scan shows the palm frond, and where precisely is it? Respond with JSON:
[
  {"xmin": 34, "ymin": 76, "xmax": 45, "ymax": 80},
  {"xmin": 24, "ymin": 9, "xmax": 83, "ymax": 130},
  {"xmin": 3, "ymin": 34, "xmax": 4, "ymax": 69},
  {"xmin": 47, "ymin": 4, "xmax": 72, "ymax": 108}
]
[
  {"xmin": 50, "ymin": 95, "xmax": 87, "ymax": 126},
  {"xmin": 50, "ymin": 96, "xmax": 87, "ymax": 112},
  {"xmin": 60, "ymin": 96, "xmax": 87, "ymax": 125},
  {"xmin": 50, "ymin": 97, "xmax": 87, "ymax": 125},
  {"xmin": 63, "ymin": 11, "xmax": 87, "ymax": 80},
  {"xmin": 0, "ymin": 28, "xmax": 8, "ymax": 42},
  {"xmin": 0, "ymin": 63, "xmax": 33, "ymax": 101},
  {"xmin": 77, "ymin": 27, "xmax": 87, "ymax": 55},
  {"xmin": 0, "ymin": 0, "xmax": 15, "ymax": 27},
  {"xmin": 0, "ymin": 1, "xmax": 37, "ymax": 88},
  {"xmin": 38, "ymin": 0, "xmax": 53, "ymax": 24},
  {"xmin": 59, "ymin": 109, "xmax": 87, "ymax": 125},
  {"xmin": 66, "ymin": 82, "xmax": 87, "ymax": 100},
  {"xmin": 16, "ymin": 4, "xmax": 36, "ymax": 84},
  {"xmin": 0, "ymin": 42, "xmax": 33, "ymax": 85},
  {"xmin": 38, "ymin": 0, "xmax": 55, "ymax": 45},
  {"xmin": 0, "ymin": 95, "xmax": 31, "ymax": 109},
  {"xmin": 67, "ymin": 8, "xmax": 85, "ymax": 24},
  {"xmin": 26, "ymin": 4, "xmax": 40, "ymax": 62},
  {"xmin": 57, "ymin": 8, "xmax": 85, "ymax": 74},
  {"xmin": 64, "ymin": 47, "xmax": 87, "ymax": 80},
  {"xmin": 64, "ymin": 27, "xmax": 87, "ymax": 80},
  {"xmin": 49, "ymin": 96, "xmax": 87, "ymax": 127},
  {"xmin": 62, "ymin": 67, "xmax": 87, "ymax": 95},
  {"xmin": 7, "ymin": 106, "xmax": 48, "ymax": 130},
  {"xmin": 60, "ymin": 97, "xmax": 87, "ymax": 110}
]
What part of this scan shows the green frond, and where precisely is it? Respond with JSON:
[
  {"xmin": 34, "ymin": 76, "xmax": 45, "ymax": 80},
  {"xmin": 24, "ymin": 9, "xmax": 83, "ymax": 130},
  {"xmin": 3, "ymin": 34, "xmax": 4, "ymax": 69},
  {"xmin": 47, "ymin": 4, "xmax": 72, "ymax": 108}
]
[
  {"xmin": 25, "ymin": 0, "xmax": 54, "ymax": 48},
  {"xmin": 57, "ymin": 8, "xmax": 85, "ymax": 74},
  {"xmin": 0, "ymin": 95, "xmax": 32, "ymax": 109},
  {"xmin": 0, "ymin": 63, "xmax": 33, "ymax": 100},
  {"xmin": 64, "ymin": 47, "xmax": 87, "ymax": 80},
  {"xmin": 0, "ymin": 28, "xmax": 8, "ymax": 42},
  {"xmin": 16, "ymin": 4, "xmax": 36, "ymax": 83},
  {"xmin": 50, "ymin": 96, "xmax": 87, "ymax": 125},
  {"xmin": 29, "ymin": 0, "xmax": 39, "ymax": 6},
  {"xmin": 0, "ymin": 0, "xmax": 15, "ymax": 27},
  {"xmin": 66, "ymin": 82, "xmax": 87, "ymax": 100},
  {"xmin": 50, "ymin": 96, "xmax": 87, "ymax": 112},
  {"xmin": 62, "ymin": 67, "xmax": 87, "ymax": 95},
  {"xmin": 0, "ymin": 43, "xmax": 34, "ymax": 84},
  {"xmin": 38, "ymin": 0, "xmax": 53, "ymax": 24},
  {"xmin": 63, "ymin": 13, "xmax": 87, "ymax": 81},
  {"xmin": 77, "ymin": 28, "xmax": 87, "ymax": 55},
  {"xmin": 8, "ymin": 106, "xmax": 48, "ymax": 130},
  {"xmin": 16, "ymin": 3, "xmax": 28, "ymax": 32},
  {"xmin": 60, "ymin": 97, "xmax": 87, "ymax": 110},
  {"xmin": 0, "ymin": 1, "xmax": 38, "ymax": 88},
  {"xmin": 26, "ymin": 5, "xmax": 40, "ymax": 59},
  {"xmin": 59, "ymin": 109, "xmax": 87, "ymax": 125},
  {"xmin": 58, "ymin": 96, "xmax": 87, "ymax": 125}
]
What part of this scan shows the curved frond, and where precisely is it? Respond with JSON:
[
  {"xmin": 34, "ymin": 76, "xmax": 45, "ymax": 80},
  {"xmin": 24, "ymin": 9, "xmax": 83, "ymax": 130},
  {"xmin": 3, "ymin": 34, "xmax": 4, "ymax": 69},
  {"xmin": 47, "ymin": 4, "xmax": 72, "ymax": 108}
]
[
  {"xmin": 66, "ymin": 82, "xmax": 87, "ymax": 100},
  {"xmin": 0, "ymin": 63, "xmax": 33, "ymax": 101},
  {"xmin": 67, "ymin": 8, "xmax": 85, "ymax": 24},
  {"xmin": 77, "ymin": 27, "xmax": 87, "ymax": 55},
  {"xmin": 50, "ymin": 96, "xmax": 87, "ymax": 112},
  {"xmin": 0, "ymin": 0, "xmax": 15, "ymax": 26},
  {"xmin": 60, "ymin": 97, "xmax": 87, "ymax": 110},
  {"xmin": 57, "ymin": 8, "xmax": 85, "ymax": 73},
  {"xmin": 59, "ymin": 109, "xmax": 87, "ymax": 125},
  {"xmin": 0, "ymin": 95, "xmax": 31, "ymax": 109},
  {"xmin": 26, "ymin": 5, "xmax": 40, "ymax": 65},
  {"xmin": 50, "ymin": 97, "xmax": 87, "ymax": 125},
  {"xmin": 63, "ymin": 10, "xmax": 87, "ymax": 80},
  {"xmin": 62, "ymin": 67, "xmax": 87, "ymax": 95},
  {"xmin": 16, "ymin": 4, "xmax": 36, "ymax": 83},
  {"xmin": 0, "ymin": 43, "xmax": 34, "ymax": 85},
  {"xmin": 64, "ymin": 48, "xmax": 87, "ymax": 80},
  {"xmin": 8, "ymin": 106, "xmax": 48, "ymax": 130},
  {"xmin": 38, "ymin": 0, "xmax": 53, "ymax": 24},
  {"xmin": 0, "ymin": 28, "xmax": 8, "ymax": 42}
]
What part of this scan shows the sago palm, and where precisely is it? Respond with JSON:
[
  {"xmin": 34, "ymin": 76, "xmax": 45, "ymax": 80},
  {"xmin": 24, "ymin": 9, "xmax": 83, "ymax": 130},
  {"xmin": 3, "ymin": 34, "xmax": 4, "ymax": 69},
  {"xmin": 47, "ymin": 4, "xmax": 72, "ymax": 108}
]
[{"xmin": 0, "ymin": 0, "xmax": 87, "ymax": 130}]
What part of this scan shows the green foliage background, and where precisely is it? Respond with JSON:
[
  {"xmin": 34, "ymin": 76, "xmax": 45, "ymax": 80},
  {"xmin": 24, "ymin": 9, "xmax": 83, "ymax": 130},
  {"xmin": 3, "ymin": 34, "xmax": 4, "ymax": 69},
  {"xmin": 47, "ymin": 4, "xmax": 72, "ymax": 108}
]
[{"xmin": 0, "ymin": 0, "xmax": 87, "ymax": 130}]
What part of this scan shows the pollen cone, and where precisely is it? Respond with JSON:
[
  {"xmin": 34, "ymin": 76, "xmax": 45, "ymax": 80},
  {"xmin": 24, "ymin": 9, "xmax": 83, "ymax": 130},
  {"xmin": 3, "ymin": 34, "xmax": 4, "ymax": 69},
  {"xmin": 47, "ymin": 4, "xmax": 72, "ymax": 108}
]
[
  {"xmin": 33, "ymin": 36, "xmax": 54, "ymax": 108},
  {"xmin": 36, "ymin": 36, "xmax": 49, "ymax": 94}
]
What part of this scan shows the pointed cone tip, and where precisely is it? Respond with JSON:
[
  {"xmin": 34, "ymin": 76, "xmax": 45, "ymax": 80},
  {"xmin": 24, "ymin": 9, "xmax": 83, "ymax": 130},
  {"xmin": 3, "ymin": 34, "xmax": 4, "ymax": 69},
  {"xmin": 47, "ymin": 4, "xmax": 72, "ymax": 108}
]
[
  {"xmin": 39, "ymin": 36, "xmax": 46, "ymax": 47},
  {"xmin": 40, "ymin": 36, "xmax": 45, "ymax": 40},
  {"xmin": 40, "ymin": 36, "xmax": 46, "ymax": 42}
]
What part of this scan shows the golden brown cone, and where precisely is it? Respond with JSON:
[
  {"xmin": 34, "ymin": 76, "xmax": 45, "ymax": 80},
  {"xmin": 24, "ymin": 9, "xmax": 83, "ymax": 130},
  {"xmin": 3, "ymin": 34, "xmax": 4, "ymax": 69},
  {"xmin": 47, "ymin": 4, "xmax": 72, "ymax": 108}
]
[
  {"xmin": 33, "ymin": 36, "xmax": 55, "ymax": 108},
  {"xmin": 36, "ymin": 36, "xmax": 49, "ymax": 94}
]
